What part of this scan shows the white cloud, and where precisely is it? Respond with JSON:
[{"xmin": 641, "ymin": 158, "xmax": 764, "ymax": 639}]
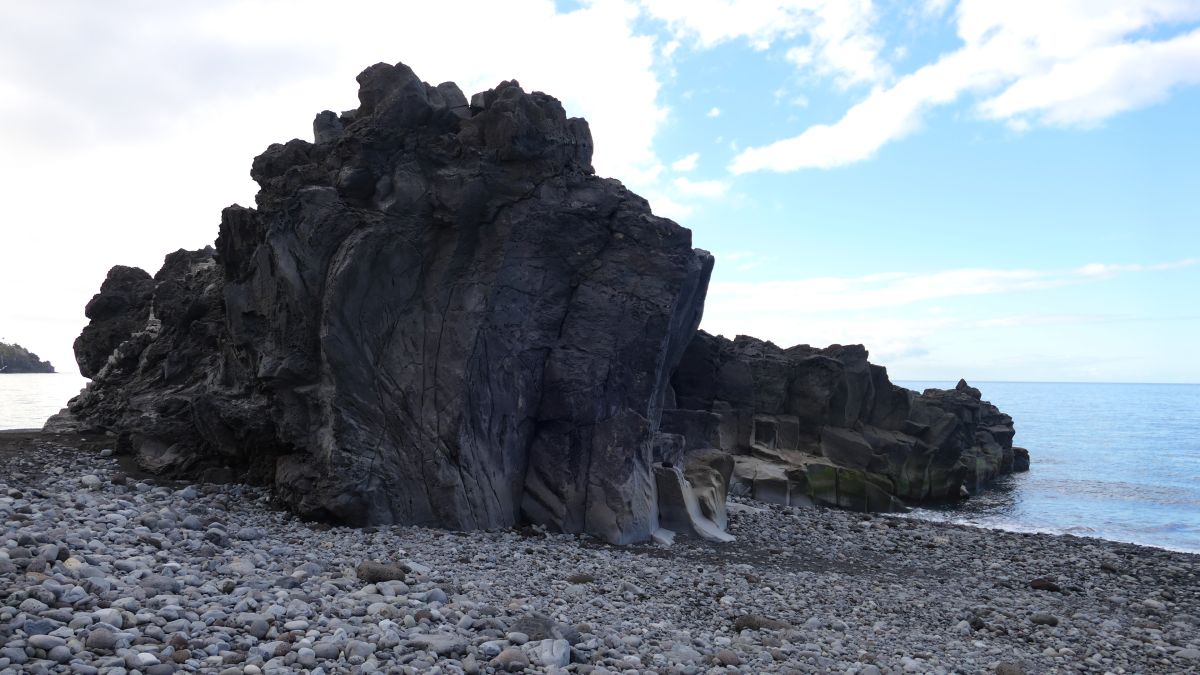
[
  {"xmin": 671, "ymin": 152, "xmax": 700, "ymax": 171},
  {"xmin": 1076, "ymin": 258, "xmax": 1199, "ymax": 277},
  {"xmin": 978, "ymin": 28, "xmax": 1200, "ymax": 127},
  {"xmin": 974, "ymin": 313, "xmax": 1116, "ymax": 329},
  {"xmin": 698, "ymin": 259, "xmax": 1200, "ymax": 379},
  {"xmin": 921, "ymin": 0, "xmax": 953, "ymax": 17},
  {"xmin": 730, "ymin": 65, "xmax": 937, "ymax": 171},
  {"xmin": 0, "ymin": 0, "xmax": 671, "ymax": 372},
  {"xmin": 639, "ymin": 0, "xmax": 891, "ymax": 88},
  {"xmin": 707, "ymin": 106, "xmax": 721, "ymax": 117},
  {"xmin": 786, "ymin": 46, "xmax": 814, "ymax": 66},
  {"xmin": 0, "ymin": 1, "xmax": 668, "ymax": 187},
  {"xmin": 805, "ymin": 0, "xmax": 892, "ymax": 86},
  {"xmin": 722, "ymin": 251, "xmax": 756, "ymax": 261},
  {"xmin": 700, "ymin": 258, "xmax": 1200, "ymax": 349},
  {"xmin": 732, "ymin": 1, "xmax": 1200, "ymax": 172},
  {"xmin": 673, "ymin": 176, "xmax": 729, "ymax": 198},
  {"xmin": 707, "ymin": 258, "xmax": 1199, "ymax": 314},
  {"xmin": 642, "ymin": 192, "xmax": 695, "ymax": 220},
  {"xmin": 720, "ymin": 250, "xmax": 771, "ymax": 272}
]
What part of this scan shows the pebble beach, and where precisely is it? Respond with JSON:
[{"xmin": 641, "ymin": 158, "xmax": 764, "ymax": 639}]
[{"xmin": 2, "ymin": 431, "xmax": 1198, "ymax": 675}]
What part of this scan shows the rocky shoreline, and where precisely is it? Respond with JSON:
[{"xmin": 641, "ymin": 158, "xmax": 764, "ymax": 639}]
[
  {"xmin": 54, "ymin": 62, "xmax": 1027, "ymax": 546},
  {"xmin": 3, "ymin": 431, "xmax": 1197, "ymax": 674}
]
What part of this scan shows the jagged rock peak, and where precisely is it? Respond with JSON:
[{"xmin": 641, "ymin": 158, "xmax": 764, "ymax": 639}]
[
  {"xmin": 955, "ymin": 378, "xmax": 983, "ymax": 400},
  {"xmin": 245, "ymin": 62, "xmax": 594, "ymax": 215}
]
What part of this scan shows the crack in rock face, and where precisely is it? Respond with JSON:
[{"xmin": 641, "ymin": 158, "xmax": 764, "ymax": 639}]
[{"xmin": 59, "ymin": 61, "xmax": 714, "ymax": 545}]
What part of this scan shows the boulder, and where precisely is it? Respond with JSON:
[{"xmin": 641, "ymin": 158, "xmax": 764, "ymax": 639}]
[
  {"xmin": 355, "ymin": 561, "xmax": 407, "ymax": 583},
  {"xmin": 60, "ymin": 61, "xmax": 713, "ymax": 545},
  {"xmin": 1012, "ymin": 446, "xmax": 1031, "ymax": 472}
]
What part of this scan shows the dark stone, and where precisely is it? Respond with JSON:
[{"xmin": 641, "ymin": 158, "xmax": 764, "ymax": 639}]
[
  {"xmin": 355, "ymin": 561, "xmax": 407, "ymax": 583},
  {"xmin": 58, "ymin": 61, "xmax": 712, "ymax": 545},
  {"xmin": 1029, "ymin": 577, "xmax": 1062, "ymax": 592},
  {"xmin": 714, "ymin": 649, "xmax": 740, "ymax": 666},
  {"xmin": 22, "ymin": 619, "xmax": 58, "ymax": 636},
  {"xmin": 732, "ymin": 614, "xmax": 790, "ymax": 632},
  {"xmin": 139, "ymin": 573, "xmax": 180, "ymax": 595},
  {"xmin": 508, "ymin": 612, "xmax": 581, "ymax": 645},
  {"xmin": 85, "ymin": 627, "xmax": 118, "ymax": 652},
  {"xmin": 246, "ymin": 619, "xmax": 269, "ymax": 639},
  {"xmin": 1030, "ymin": 613, "xmax": 1059, "ymax": 626}
]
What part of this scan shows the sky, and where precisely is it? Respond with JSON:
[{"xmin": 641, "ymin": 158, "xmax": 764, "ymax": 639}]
[{"xmin": 1, "ymin": 0, "xmax": 1198, "ymax": 384}]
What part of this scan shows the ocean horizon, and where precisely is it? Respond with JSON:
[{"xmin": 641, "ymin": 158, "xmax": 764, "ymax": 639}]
[
  {"xmin": 900, "ymin": 379, "xmax": 1200, "ymax": 554},
  {"xmin": 3, "ymin": 374, "xmax": 1197, "ymax": 553},
  {"xmin": 0, "ymin": 372, "xmax": 89, "ymax": 430}
]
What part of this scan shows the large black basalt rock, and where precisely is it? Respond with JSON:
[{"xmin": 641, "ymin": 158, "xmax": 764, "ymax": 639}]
[{"xmin": 60, "ymin": 62, "xmax": 713, "ymax": 544}]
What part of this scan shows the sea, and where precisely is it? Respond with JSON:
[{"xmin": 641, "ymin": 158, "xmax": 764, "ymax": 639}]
[
  {"xmin": 900, "ymin": 380, "xmax": 1200, "ymax": 554},
  {"xmin": 0, "ymin": 373, "xmax": 89, "ymax": 430},
  {"xmin": 1, "ymin": 374, "xmax": 1197, "ymax": 553}
]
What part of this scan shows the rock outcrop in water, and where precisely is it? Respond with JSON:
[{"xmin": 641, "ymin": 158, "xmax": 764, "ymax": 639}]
[
  {"xmin": 663, "ymin": 331, "xmax": 1028, "ymax": 511},
  {"xmin": 57, "ymin": 62, "xmax": 713, "ymax": 544},
  {"xmin": 0, "ymin": 342, "xmax": 55, "ymax": 373}
]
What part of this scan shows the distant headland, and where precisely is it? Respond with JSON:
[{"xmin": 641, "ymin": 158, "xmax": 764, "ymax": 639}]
[{"xmin": 0, "ymin": 341, "xmax": 55, "ymax": 373}]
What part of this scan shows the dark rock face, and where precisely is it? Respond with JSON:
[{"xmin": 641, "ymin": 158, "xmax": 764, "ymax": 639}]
[
  {"xmin": 59, "ymin": 62, "xmax": 713, "ymax": 544},
  {"xmin": 58, "ymin": 248, "xmax": 258, "ymax": 474},
  {"xmin": 668, "ymin": 331, "xmax": 1027, "ymax": 511},
  {"xmin": 0, "ymin": 342, "xmax": 55, "ymax": 373}
]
